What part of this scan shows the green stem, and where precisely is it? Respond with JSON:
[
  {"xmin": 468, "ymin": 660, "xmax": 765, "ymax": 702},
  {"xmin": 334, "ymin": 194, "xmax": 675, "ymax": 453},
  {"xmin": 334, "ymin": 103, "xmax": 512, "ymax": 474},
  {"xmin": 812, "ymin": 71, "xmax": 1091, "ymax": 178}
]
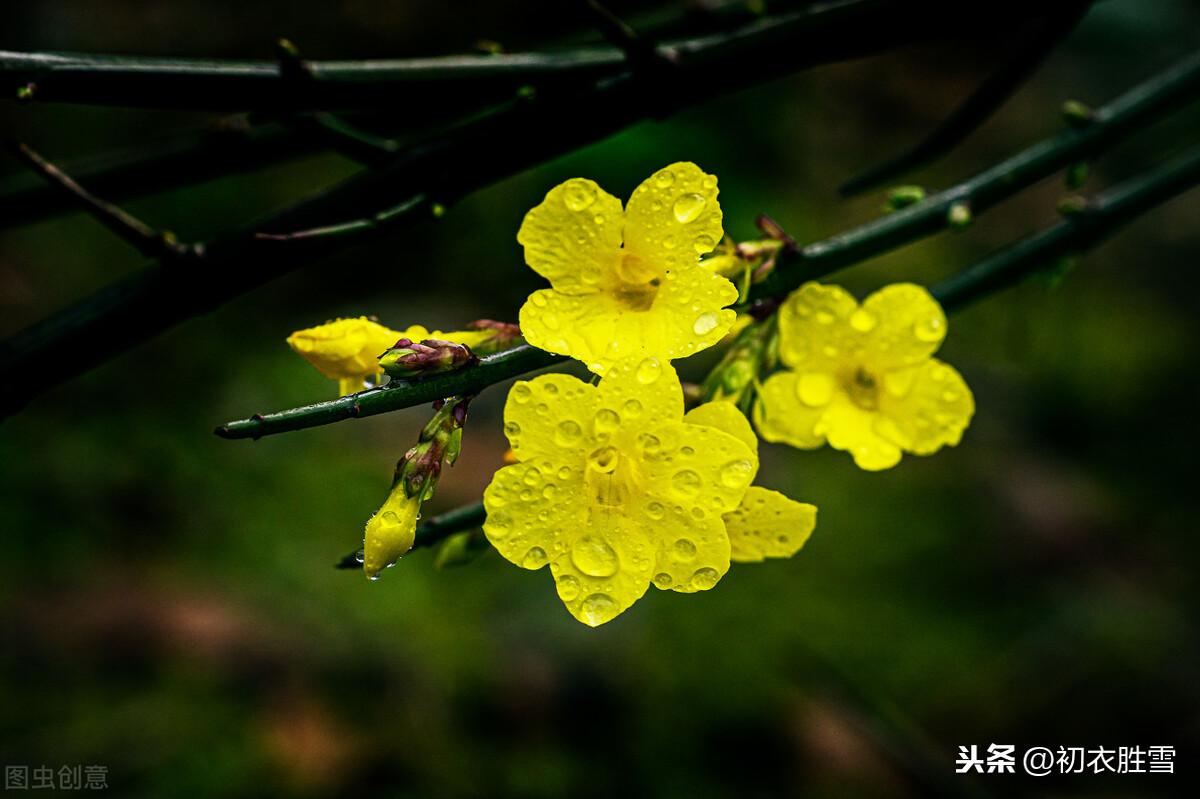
[
  {"xmin": 4, "ymin": 0, "xmax": 1002, "ymax": 418},
  {"xmin": 330, "ymin": 143, "xmax": 1200, "ymax": 569},
  {"xmin": 748, "ymin": 47, "xmax": 1200, "ymax": 302},
  {"xmin": 215, "ymin": 345, "xmax": 563, "ymax": 440},
  {"xmin": 239, "ymin": 142, "xmax": 1200, "ymax": 442},
  {"xmin": 932, "ymin": 142, "xmax": 1200, "ymax": 311}
]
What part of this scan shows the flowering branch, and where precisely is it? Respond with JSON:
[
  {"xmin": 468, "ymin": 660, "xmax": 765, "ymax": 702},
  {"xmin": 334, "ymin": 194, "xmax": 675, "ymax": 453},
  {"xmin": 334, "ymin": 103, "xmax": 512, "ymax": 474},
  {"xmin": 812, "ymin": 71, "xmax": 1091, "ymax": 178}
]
[{"xmin": 0, "ymin": 0, "xmax": 1075, "ymax": 418}]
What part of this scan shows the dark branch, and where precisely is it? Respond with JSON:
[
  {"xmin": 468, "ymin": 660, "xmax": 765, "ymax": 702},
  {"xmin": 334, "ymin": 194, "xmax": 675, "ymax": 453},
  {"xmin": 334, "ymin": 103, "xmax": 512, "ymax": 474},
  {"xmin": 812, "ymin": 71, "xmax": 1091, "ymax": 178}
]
[{"xmin": 839, "ymin": 0, "xmax": 1095, "ymax": 196}]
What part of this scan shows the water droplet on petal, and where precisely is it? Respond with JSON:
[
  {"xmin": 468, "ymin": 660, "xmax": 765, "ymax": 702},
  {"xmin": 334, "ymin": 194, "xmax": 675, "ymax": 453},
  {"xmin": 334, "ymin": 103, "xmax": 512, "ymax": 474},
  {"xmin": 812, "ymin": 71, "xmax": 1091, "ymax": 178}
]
[
  {"xmin": 693, "ymin": 312, "xmax": 719, "ymax": 335},
  {"xmin": 523, "ymin": 546, "xmax": 548, "ymax": 568},
  {"xmin": 557, "ymin": 466, "xmax": 572, "ymax": 480},
  {"xmin": 914, "ymin": 316, "xmax": 945, "ymax": 343},
  {"xmin": 511, "ymin": 383, "xmax": 532, "ymax": 403},
  {"xmin": 623, "ymin": 398, "xmax": 643, "ymax": 417},
  {"xmin": 654, "ymin": 170, "xmax": 676, "ymax": 188},
  {"xmin": 558, "ymin": 575, "xmax": 581, "ymax": 601},
  {"xmin": 693, "ymin": 234, "xmax": 715, "ymax": 254},
  {"xmin": 555, "ymin": 419, "xmax": 582, "ymax": 446},
  {"xmin": 572, "ymin": 535, "xmax": 620, "ymax": 577},
  {"xmin": 636, "ymin": 358, "xmax": 663, "ymax": 384},
  {"xmin": 563, "ymin": 180, "xmax": 597, "ymax": 211},
  {"xmin": 653, "ymin": 572, "xmax": 673, "ymax": 588},
  {"xmin": 671, "ymin": 469, "xmax": 702, "ymax": 497},
  {"xmin": 674, "ymin": 539, "xmax": 697, "ymax": 560},
  {"xmin": 645, "ymin": 501, "xmax": 665, "ymax": 520},
  {"xmin": 580, "ymin": 593, "xmax": 619, "ymax": 625},
  {"xmin": 588, "ymin": 445, "xmax": 619, "ymax": 473},
  {"xmin": 690, "ymin": 567, "xmax": 720, "ymax": 590},
  {"xmin": 672, "ymin": 193, "xmax": 707, "ymax": 223},
  {"xmin": 594, "ymin": 408, "xmax": 621, "ymax": 436},
  {"xmin": 720, "ymin": 459, "xmax": 754, "ymax": 488}
]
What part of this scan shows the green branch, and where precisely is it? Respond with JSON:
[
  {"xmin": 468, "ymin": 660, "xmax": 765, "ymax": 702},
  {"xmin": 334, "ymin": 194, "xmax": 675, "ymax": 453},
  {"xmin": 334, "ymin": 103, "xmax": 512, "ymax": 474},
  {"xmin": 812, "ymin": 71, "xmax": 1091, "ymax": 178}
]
[
  {"xmin": 748, "ymin": 47, "xmax": 1200, "ymax": 302},
  {"xmin": 249, "ymin": 137, "xmax": 1200, "ymax": 445},
  {"xmin": 3, "ymin": 0, "xmax": 1015, "ymax": 418},
  {"xmin": 215, "ymin": 346, "xmax": 564, "ymax": 440},
  {"xmin": 329, "ymin": 142, "xmax": 1200, "ymax": 568}
]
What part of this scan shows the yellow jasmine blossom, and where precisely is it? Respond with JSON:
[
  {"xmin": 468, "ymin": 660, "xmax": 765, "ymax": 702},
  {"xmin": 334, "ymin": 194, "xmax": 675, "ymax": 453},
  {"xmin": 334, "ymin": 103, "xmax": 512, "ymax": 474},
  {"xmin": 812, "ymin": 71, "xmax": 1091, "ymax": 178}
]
[
  {"xmin": 754, "ymin": 282, "xmax": 974, "ymax": 471},
  {"xmin": 683, "ymin": 401, "xmax": 817, "ymax": 563},
  {"xmin": 287, "ymin": 318, "xmax": 493, "ymax": 395},
  {"xmin": 517, "ymin": 162, "xmax": 738, "ymax": 375},
  {"xmin": 482, "ymin": 356, "xmax": 758, "ymax": 626},
  {"xmin": 362, "ymin": 483, "xmax": 421, "ymax": 580}
]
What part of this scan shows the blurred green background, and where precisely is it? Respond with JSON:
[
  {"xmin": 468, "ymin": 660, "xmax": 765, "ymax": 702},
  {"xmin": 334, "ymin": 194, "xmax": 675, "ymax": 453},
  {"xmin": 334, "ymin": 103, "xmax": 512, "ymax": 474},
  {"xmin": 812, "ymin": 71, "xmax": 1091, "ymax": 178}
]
[{"xmin": 2, "ymin": 1, "xmax": 1199, "ymax": 796}]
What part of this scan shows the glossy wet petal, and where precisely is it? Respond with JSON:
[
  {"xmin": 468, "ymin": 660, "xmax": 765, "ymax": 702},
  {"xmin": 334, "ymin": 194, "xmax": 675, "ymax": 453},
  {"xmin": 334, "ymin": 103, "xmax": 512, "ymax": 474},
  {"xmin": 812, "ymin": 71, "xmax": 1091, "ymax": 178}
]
[
  {"xmin": 753, "ymin": 371, "xmax": 831, "ymax": 449},
  {"xmin": 876, "ymin": 358, "xmax": 974, "ymax": 455},
  {"xmin": 776, "ymin": 282, "xmax": 863, "ymax": 372},
  {"xmin": 624, "ymin": 161, "xmax": 723, "ymax": 273},
  {"xmin": 724, "ymin": 486, "xmax": 816, "ymax": 563},
  {"xmin": 363, "ymin": 486, "xmax": 420, "ymax": 579},
  {"xmin": 547, "ymin": 511, "xmax": 654, "ymax": 626},
  {"xmin": 482, "ymin": 462, "xmax": 588, "ymax": 571},
  {"xmin": 645, "ymin": 508, "xmax": 730, "ymax": 594},
  {"xmin": 684, "ymin": 400, "xmax": 758, "ymax": 454},
  {"xmin": 860, "ymin": 283, "xmax": 948, "ymax": 369},
  {"xmin": 502, "ymin": 372, "xmax": 598, "ymax": 469},
  {"xmin": 816, "ymin": 396, "xmax": 903, "ymax": 470},
  {"xmin": 287, "ymin": 317, "xmax": 401, "ymax": 380},
  {"xmin": 517, "ymin": 177, "xmax": 624, "ymax": 293}
]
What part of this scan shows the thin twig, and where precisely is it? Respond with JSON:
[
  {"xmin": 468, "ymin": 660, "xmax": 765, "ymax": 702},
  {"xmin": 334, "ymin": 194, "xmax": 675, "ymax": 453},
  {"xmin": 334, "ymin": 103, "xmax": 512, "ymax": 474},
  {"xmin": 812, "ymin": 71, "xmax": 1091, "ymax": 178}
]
[
  {"xmin": 326, "ymin": 143, "xmax": 1200, "ymax": 567},
  {"xmin": 227, "ymin": 139, "xmax": 1200, "ymax": 441},
  {"xmin": 839, "ymin": 0, "xmax": 1095, "ymax": 196},
  {"xmin": 1, "ymin": 0, "xmax": 1017, "ymax": 417},
  {"xmin": 7, "ymin": 142, "xmax": 201, "ymax": 260}
]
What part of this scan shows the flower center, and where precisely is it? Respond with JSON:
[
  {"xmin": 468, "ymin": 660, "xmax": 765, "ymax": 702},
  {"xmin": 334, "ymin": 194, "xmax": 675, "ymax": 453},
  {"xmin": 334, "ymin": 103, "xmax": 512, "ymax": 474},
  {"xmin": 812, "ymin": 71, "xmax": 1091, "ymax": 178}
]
[
  {"xmin": 584, "ymin": 445, "xmax": 640, "ymax": 509},
  {"xmin": 844, "ymin": 366, "xmax": 879, "ymax": 411},
  {"xmin": 613, "ymin": 251, "xmax": 661, "ymax": 311}
]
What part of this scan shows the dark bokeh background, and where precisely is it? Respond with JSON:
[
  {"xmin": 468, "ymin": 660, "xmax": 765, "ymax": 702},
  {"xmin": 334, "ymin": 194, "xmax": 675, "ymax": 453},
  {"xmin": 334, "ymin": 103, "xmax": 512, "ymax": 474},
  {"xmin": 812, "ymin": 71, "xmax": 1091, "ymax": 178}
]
[{"xmin": 2, "ymin": 1, "xmax": 1199, "ymax": 796}]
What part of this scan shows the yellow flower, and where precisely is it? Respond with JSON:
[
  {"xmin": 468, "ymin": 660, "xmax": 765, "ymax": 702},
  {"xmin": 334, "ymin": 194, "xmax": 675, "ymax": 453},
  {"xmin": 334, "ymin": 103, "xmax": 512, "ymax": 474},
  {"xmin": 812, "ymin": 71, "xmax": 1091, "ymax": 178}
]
[
  {"xmin": 517, "ymin": 162, "xmax": 738, "ymax": 375},
  {"xmin": 287, "ymin": 318, "xmax": 493, "ymax": 395},
  {"xmin": 363, "ymin": 483, "xmax": 421, "ymax": 580},
  {"xmin": 754, "ymin": 282, "xmax": 974, "ymax": 471},
  {"xmin": 483, "ymin": 357, "xmax": 811, "ymax": 626}
]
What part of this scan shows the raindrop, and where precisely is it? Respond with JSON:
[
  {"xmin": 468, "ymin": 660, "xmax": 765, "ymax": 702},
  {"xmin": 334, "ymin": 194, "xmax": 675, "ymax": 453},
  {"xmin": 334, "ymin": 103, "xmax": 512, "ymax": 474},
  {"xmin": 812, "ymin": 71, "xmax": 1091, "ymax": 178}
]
[
  {"xmin": 672, "ymin": 193, "xmax": 707, "ymax": 223},
  {"xmin": 674, "ymin": 539, "xmax": 697, "ymax": 560},
  {"xmin": 645, "ymin": 501, "xmax": 666, "ymax": 520},
  {"xmin": 690, "ymin": 567, "xmax": 720, "ymax": 590},
  {"xmin": 721, "ymin": 460, "xmax": 754, "ymax": 488},
  {"xmin": 558, "ymin": 575, "xmax": 581, "ymax": 601},
  {"xmin": 671, "ymin": 469, "xmax": 702, "ymax": 497},
  {"xmin": 913, "ymin": 316, "xmax": 945, "ymax": 343},
  {"xmin": 850, "ymin": 309, "xmax": 876, "ymax": 332},
  {"xmin": 563, "ymin": 180, "xmax": 597, "ymax": 211},
  {"xmin": 555, "ymin": 419, "xmax": 582, "ymax": 446},
  {"xmin": 636, "ymin": 358, "xmax": 663, "ymax": 384},
  {"xmin": 653, "ymin": 572, "xmax": 673, "ymax": 588},
  {"xmin": 693, "ymin": 312, "xmax": 719, "ymax": 335},
  {"xmin": 594, "ymin": 408, "xmax": 621, "ymax": 435},
  {"xmin": 523, "ymin": 547, "xmax": 549, "ymax": 568},
  {"xmin": 581, "ymin": 593, "xmax": 618, "ymax": 625},
  {"xmin": 572, "ymin": 535, "xmax": 620, "ymax": 577}
]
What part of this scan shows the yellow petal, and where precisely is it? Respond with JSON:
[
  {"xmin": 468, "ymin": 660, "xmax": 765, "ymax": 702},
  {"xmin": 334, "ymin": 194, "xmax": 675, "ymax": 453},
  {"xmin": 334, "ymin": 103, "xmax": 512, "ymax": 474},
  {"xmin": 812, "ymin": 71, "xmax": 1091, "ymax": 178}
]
[
  {"xmin": 547, "ymin": 511, "xmax": 655, "ymax": 626},
  {"xmin": 816, "ymin": 395, "xmax": 903, "ymax": 470},
  {"xmin": 517, "ymin": 177, "xmax": 624, "ymax": 293},
  {"xmin": 684, "ymin": 401, "xmax": 758, "ymax": 454},
  {"xmin": 776, "ymin": 282, "xmax": 862, "ymax": 372},
  {"xmin": 859, "ymin": 283, "xmax": 948, "ymax": 370},
  {"xmin": 753, "ymin": 371, "xmax": 831, "ymax": 449},
  {"xmin": 876, "ymin": 358, "xmax": 974, "ymax": 455},
  {"xmin": 724, "ymin": 486, "xmax": 816, "ymax": 563},
  {"xmin": 287, "ymin": 317, "xmax": 401, "ymax": 380},
  {"xmin": 625, "ymin": 162, "xmax": 723, "ymax": 273},
  {"xmin": 645, "ymin": 508, "xmax": 731, "ymax": 594},
  {"xmin": 519, "ymin": 265, "xmax": 736, "ymax": 375},
  {"xmin": 502, "ymin": 372, "xmax": 598, "ymax": 468},
  {"xmin": 482, "ymin": 462, "xmax": 587, "ymax": 570},
  {"xmin": 363, "ymin": 485, "xmax": 421, "ymax": 578},
  {"xmin": 641, "ymin": 420, "xmax": 758, "ymax": 517},
  {"xmin": 595, "ymin": 355, "xmax": 685, "ymax": 437}
]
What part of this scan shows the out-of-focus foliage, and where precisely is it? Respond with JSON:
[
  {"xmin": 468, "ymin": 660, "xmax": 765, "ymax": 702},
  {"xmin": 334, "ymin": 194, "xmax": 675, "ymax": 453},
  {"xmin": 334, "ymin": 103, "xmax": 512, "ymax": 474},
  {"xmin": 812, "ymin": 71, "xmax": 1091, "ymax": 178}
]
[{"xmin": 2, "ymin": 1, "xmax": 1199, "ymax": 796}]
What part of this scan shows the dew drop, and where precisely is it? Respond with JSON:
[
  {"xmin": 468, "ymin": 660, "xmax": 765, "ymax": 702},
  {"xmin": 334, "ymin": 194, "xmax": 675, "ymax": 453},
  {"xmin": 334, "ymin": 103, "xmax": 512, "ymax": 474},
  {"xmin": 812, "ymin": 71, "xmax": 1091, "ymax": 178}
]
[
  {"xmin": 555, "ymin": 419, "xmax": 582, "ymax": 446},
  {"xmin": 557, "ymin": 466, "xmax": 572, "ymax": 480},
  {"xmin": 623, "ymin": 398, "xmax": 643, "ymax": 417},
  {"xmin": 721, "ymin": 459, "xmax": 754, "ymax": 488},
  {"xmin": 690, "ymin": 567, "xmax": 720, "ymax": 590},
  {"xmin": 672, "ymin": 193, "xmax": 707, "ymax": 223},
  {"xmin": 563, "ymin": 180, "xmax": 597, "ymax": 211},
  {"xmin": 654, "ymin": 169, "xmax": 676, "ymax": 188},
  {"xmin": 523, "ymin": 546, "xmax": 549, "ymax": 568},
  {"xmin": 572, "ymin": 535, "xmax": 620, "ymax": 577},
  {"xmin": 693, "ymin": 234, "xmax": 716, "ymax": 254},
  {"xmin": 653, "ymin": 572, "xmax": 673, "ymax": 588},
  {"xmin": 511, "ymin": 383, "xmax": 532, "ymax": 403},
  {"xmin": 636, "ymin": 357, "xmax": 663, "ymax": 384},
  {"xmin": 581, "ymin": 593, "xmax": 619, "ymax": 625},
  {"xmin": 674, "ymin": 538, "xmax": 697, "ymax": 560},
  {"xmin": 645, "ymin": 501, "xmax": 666, "ymax": 520},
  {"xmin": 913, "ymin": 316, "xmax": 945, "ymax": 343},
  {"xmin": 693, "ymin": 312, "xmax": 719, "ymax": 335},
  {"xmin": 594, "ymin": 408, "xmax": 621, "ymax": 435},
  {"xmin": 671, "ymin": 469, "xmax": 702, "ymax": 497},
  {"xmin": 557, "ymin": 575, "xmax": 581, "ymax": 601}
]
